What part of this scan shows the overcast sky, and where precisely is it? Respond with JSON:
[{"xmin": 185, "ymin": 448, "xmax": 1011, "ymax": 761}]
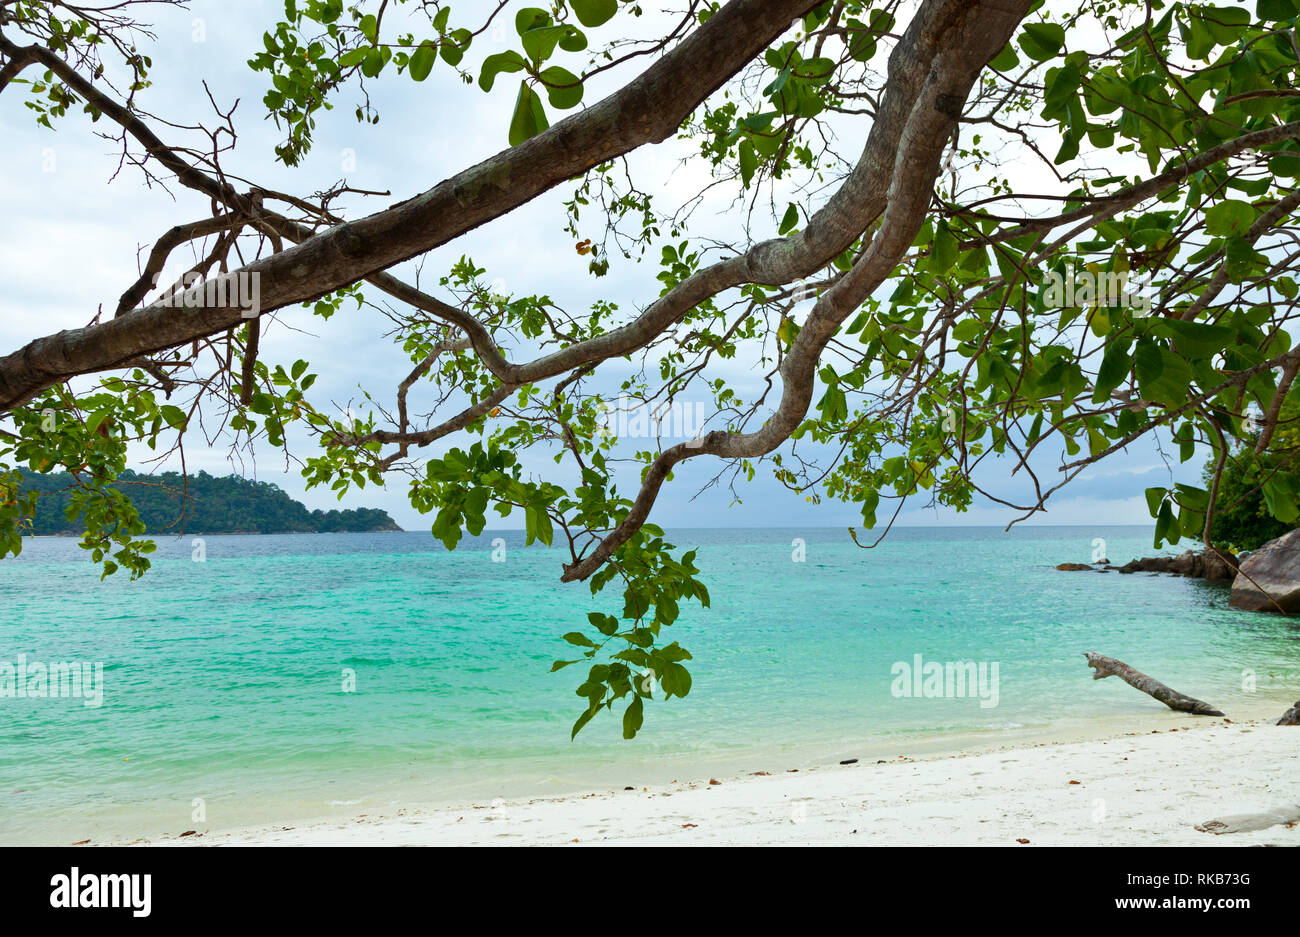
[{"xmin": 0, "ymin": 0, "xmax": 1198, "ymax": 532}]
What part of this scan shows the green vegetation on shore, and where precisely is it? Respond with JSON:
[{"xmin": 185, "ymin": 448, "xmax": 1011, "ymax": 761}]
[
  {"xmin": 16, "ymin": 470, "xmax": 401, "ymax": 536},
  {"xmin": 1203, "ymin": 393, "xmax": 1300, "ymax": 552}
]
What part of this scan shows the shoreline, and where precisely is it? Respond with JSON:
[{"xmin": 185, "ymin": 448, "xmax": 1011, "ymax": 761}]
[
  {"xmin": 19, "ymin": 523, "xmax": 1168, "ymax": 540},
  {"xmin": 98, "ymin": 708, "xmax": 1298, "ymax": 847}
]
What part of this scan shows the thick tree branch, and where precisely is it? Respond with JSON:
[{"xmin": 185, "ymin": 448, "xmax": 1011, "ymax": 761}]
[
  {"xmin": 0, "ymin": 0, "xmax": 822, "ymax": 410},
  {"xmin": 560, "ymin": 0, "xmax": 1036, "ymax": 581}
]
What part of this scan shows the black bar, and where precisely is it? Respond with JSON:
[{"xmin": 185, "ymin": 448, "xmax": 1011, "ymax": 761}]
[{"xmin": 3, "ymin": 845, "xmax": 1280, "ymax": 923}]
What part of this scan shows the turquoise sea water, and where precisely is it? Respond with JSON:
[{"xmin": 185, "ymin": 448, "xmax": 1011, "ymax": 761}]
[{"xmin": 2, "ymin": 526, "xmax": 1298, "ymax": 844}]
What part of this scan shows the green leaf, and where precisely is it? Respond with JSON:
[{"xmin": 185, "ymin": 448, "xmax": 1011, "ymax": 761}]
[
  {"xmin": 1018, "ymin": 23, "xmax": 1065, "ymax": 61},
  {"xmin": 571, "ymin": 705, "xmax": 598, "ymax": 740},
  {"xmin": 479, "ymin": 51, "xmax": 526, "ymax": 92},
  {"xmin": 1174, "ymin": 483, "xmax": 1209, "ymax": 512},
  {"xmin": 1134, "ymin": 339, "xmax": 1192, "ymax": 406},
  {"xmin": 1043, "ymin": 63, "xmax": 1081, "ymax": 112},
  {"xmin": 1156, "ymin": 319, "xmax": 1235, "ymax": 359},
  {"xmin": 508, "ymin": 81, "xmax": 549, "ymax": 146},
  {"xmin": 159, "ymin": 405, "xmax": 188, "ymax": 430},
  {"xmin": 558, "ymin": 28, "xmax": 588, "ymax": 53},
  {"xmin": 572, "ymin": 0, "xmax": 618, "ymax": 28},
  {"xmin": 860, "ymin": 488, "xmax": 879, "ymax": 528},
  {"xmin": 1197, "ymin": 5, "xmax": 1249, "ymax": 44},
  {"xmin": 441, "ymin": 29, "xmax": 471, "ymax": 66},
  {"xmin": 1224, "ymin": 238, "xmax": 1265, "ymax": 283},
  {"xmin": 1258, "ymin": 0, "xmax": 1299, "ymax": 20},
  {"xmin": 1263, "ymin": 472, "xmax": 1300, "ymax": 523},
  {"xmin": 1093, "ymin": 337, "xmax": 1132, "ymax": 402},
  {"xmin": 587, "ymin": 612, "xmax": 618, "ymax": 636},
  {"xmin": 1205, "ymin": 200, "xmax": 1255, "ymax": 238},
  {"xmin": 360, "ymin": 47, "xmax": 384, "ymax": 78},
  {"xmin": 738, "ymin": 139, "xmax": 758, "ymax": 187},
  {"xmin": 929, "ymin": 220, "xmax": 958, "ymax": 274},
  {"xmin": 661, "ymin": 661, "xmax": 692, "ymax": 698},
  {"xmin": 409, "ymin": 41, "xmax": 437, "ymax": 82},
  {"xmin": 1087, "ymin": 421, "xmax": 1108, "ymax": 457},
  {"xmin": 1154, "ymin": 499, "xmax": 1180, "ymax": 548},
  {"xmin": 1054, "ymin": 129, "xmax": 1080, "ymax": 165},
  {"xmin": 621, "ymin": 695, "xmax": 643, "ymax": 739},
  {"xmin": 779, "ymin": 203, "xmax": 800, "ymax": 235},
  {"xmin": 988, "ymin": 42, "xmax": 1020, "ymax": 71},
  {"xmin": 530, "ymin": 501, "xmax": 554, "ymax": 545},
  {"xmin": 764, "ymin": 67, "xmax": 792, "ymax": 97},
  {"xmin": 521, "ymin": 24, "xmax": 567, "ymax": 63},
  {"xmin": 1269, "ymin": 154, "xmax": 1300, "ymax": 178},
  {"xmin": 514, "ymin": 7, "xmax": 551, "ymax": 34},
  {"xmin": 539, "ymin": 65, "xmax": 583, "ymax": 109}
]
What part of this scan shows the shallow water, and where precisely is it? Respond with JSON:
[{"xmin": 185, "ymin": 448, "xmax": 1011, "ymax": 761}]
[{"xmin": 1, "ymin": 526, "xmax": 1296, "ymax": 844}]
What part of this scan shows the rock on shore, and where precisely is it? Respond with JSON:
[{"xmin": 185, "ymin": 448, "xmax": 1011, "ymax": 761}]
[
  {"xmin": 1056, "ymin": 548, "xmax": 1239, "ymax": 581},
  {"xmin": 1229, "ymin": 529, "xmax": 1300, "ymax": 612},
  {"xmin": 1115, "ymin": 549, "xmax": 1237, "ymax": 582},
  {"xmin": 1057, "ymin": 532, "xmax": 1300, "ymax": 615}
]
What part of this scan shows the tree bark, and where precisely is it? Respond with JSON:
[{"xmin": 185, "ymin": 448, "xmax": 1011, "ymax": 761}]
[{"xmin": 1083, "ymin": 652, "xmax": 1225, "ymax": 716}]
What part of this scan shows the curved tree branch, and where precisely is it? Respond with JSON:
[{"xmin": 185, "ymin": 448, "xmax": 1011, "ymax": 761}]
[{"xmin": 561, "ymin": 0, "xmax": 1037, "ymax": 580}]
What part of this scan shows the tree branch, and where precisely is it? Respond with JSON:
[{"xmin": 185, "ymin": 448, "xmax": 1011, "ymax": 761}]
[{"xmin": 0, "ymin": 0, "xmax": 823, "ymax": 410}]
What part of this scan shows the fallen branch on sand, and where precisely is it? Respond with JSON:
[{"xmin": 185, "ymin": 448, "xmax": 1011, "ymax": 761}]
[
  {"xmin": 1195, "ymin": 805, "xmax": 1300, "ymax": 834},
  {"xmin": 1082, "ymin": 652, "xmax": 1225, "ymax": 716}
]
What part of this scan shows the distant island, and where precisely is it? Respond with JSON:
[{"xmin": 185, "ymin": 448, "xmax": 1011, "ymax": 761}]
[{"xmin": 18, "ymin": 470, "xmax": 402, "ymax": 535}]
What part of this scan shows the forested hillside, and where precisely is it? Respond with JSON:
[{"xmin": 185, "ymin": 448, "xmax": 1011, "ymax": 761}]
[{"xmin": 17, "ymin": 470, "xmax": 401, "ymax": 535}]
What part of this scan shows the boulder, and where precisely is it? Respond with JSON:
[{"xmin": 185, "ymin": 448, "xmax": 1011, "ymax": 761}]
[
  {"xmin": 1276, "ymin": 701, "xmax": 1300, "ymax": 726},
  {"xmin": 1172, "ymin": 548, "xmax": 1237, "ymax": 581},
  {"xmin": 1116, "ymin": 549, "xmax": 1237, "ymax": 581},
  {"xmin": 1229, "ymin": 529, "xmax": 1300, "ymax": 612},
  {"xmin": 1200, "ymin": 549, "xmax": 1239, "ymax": 581},
  {"xmin": 1116, "ymin": 556, "xmax": 1174, "ymax": 574}
]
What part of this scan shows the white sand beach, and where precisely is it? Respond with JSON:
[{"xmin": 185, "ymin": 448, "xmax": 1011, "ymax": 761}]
[{"xmin": 129, "ymin": 717, "xmax": 1299, "ymax": 847}]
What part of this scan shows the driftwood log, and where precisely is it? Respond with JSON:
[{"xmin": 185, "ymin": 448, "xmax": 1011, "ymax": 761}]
[{"xmin": 1083, "ymin": 653, "xmax": 1225, "ymax": 716}]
